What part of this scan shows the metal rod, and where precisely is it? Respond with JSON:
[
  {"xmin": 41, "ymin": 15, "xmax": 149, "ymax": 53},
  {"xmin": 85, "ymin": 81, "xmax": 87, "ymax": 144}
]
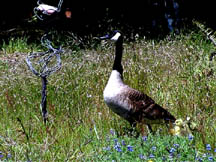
[{"xmin": 41, "ymin": 76, "xmax": 48, "ymax": 123}]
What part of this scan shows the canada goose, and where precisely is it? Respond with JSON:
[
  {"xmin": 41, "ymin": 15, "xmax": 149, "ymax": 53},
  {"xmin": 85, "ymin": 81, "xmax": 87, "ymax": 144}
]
[{"xmin": 101, "ymin": 30, "xmax": 176, "ymax": 132}]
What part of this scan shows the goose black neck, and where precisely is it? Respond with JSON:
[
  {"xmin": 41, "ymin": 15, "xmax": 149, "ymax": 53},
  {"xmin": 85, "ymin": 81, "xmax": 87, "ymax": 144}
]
[{"xmin": 113, "ymin": 36, "xmax": 123, "ymax": 75}]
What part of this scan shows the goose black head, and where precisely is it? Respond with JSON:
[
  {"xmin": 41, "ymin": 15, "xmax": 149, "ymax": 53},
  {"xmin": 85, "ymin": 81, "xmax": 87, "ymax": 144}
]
[{"xmin": 100, "ymin": 30, "xmax": 122, "ymax": 42}]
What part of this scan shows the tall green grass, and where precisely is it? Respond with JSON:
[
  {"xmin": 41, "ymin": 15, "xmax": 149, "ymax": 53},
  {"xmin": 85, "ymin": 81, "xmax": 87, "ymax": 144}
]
[
  {"xmin": 0, "ymin": 30, "xmax": 216, "ymax": 161},
  {"xmin": 1, "ymin": 37, "xmax": 40, "ymax": 54}
]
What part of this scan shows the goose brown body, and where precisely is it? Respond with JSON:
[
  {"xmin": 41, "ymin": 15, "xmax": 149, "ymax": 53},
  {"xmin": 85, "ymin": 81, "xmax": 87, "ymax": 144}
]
[{"xmin": 102, "ymin": 31, "xmax": 176, "ymax": 128}]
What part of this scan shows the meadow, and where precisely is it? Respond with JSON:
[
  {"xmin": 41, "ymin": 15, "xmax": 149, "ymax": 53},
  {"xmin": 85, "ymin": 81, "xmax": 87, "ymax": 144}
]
[{"xmin": 0, "ymin": 28, "xmax": 216, "ymax": 161}]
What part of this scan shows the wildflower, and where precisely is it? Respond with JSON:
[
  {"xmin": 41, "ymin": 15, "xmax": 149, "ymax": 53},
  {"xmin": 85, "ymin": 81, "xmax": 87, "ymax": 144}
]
[
  {"xmin": 208, "ymin": 156, "xmax": 214, "ymax": 161},
  {"xmin": 151, "ymin": 146, "xmax": 156, "ymax": 151},
  {"xmin": 110, "ymin": 129, "xmax": 115, "ymax": 135},
  {"xmin": 169, "ymin": 147, "xmax": 176, "ymax": 153},
  {"xmin": 127, "ymin": 145, "xmax": 134, "ymax": 152},
  {"xmin": 148, "ymin": 160, "xmax": 154, "ymax": 162},
  {"xmin": 7, "ymin": 153, "xmax": 12, "ymax": 159},
  {"xmin": 114, "ymin": 145, "xmax": 122, "ymax": 152},
  {"xmin": 0, "ymin": 152, "xmax": 3, "ymax": 159},
  {"xmin": 173, "ymin": 143, "xmax": 179, "ymax": 148},
  {"xmin": 103, "ymin": 146, "xmax": 111, "ymax": 151},
  {"xmin": 139, "ymin": 154, "xmax": 146, "ymax": 160},
  {"xmin": 169, "ymin": 153, "xmax": 174, "ymax": 159},
  {"xmin": 214, "ymin": 148, "xmax": 216, "ymax": 153},
  {"xmin": 114, "ymin": 143, "xmax": 122, "ymax": 152},
  {"xmin": 206, "ymin": 144, "xmax": 211, "ymax": 151},
  {"xmin": 142, "ymin": 136, "xmax": 147, "ymax": 141},
  {"xmin": 114, "ymin": 139, "xmax": 119, "ymax": 145},
  {"xmin": 202, "ymin": 153, "xmax": 207, "ymax": 158},
  {"xmin": 121, "ymin": 140, "xmax": 126, "ymax": 146},
  {"xmin": 149, "ymin": 153, "xmax": 155, "ymax": 158},
  {"xmin": 188, "ymin": 134, "xmax": 194, "ymax": 141},
  {"xmin": 162, "ymin": 156, "xmax": 166, "ymax": 161}
]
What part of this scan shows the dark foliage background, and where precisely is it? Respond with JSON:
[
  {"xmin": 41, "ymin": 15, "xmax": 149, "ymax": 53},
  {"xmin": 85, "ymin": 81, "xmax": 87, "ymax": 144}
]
[{"xmin": 0, "ymin": 0, "xmax": 215, "ymax": 40}]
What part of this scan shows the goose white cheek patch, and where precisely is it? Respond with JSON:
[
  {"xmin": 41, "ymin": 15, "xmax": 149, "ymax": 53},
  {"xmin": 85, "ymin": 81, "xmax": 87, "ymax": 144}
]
[{"xmin": 111, "ymin": 32, "xmax": 121, "ymax": 41}]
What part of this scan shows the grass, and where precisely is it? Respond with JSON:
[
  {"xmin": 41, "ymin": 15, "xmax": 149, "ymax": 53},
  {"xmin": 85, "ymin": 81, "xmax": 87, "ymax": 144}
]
[
  {"xmin": 85, "ymin": 130, "xmax": 198, "ymax": 161},
  {"xmin": 1, "ymin": 37, "xmax": 40, "ymax": 54},
  {"xmin": 0, "ymin": 28, "xmax": 216, "ymax": 161}
]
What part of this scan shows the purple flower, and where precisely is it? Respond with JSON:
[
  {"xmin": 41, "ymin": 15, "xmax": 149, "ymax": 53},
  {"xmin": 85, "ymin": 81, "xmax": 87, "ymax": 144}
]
[
  {"xmin": 169, "ymin": 153, "xmax": 174, "ymax": 159},
  {"xmin": 188, "ymin": 134, "xmax": 194, "ymax": 141},
  {"xmin": 197, "ymin": 158, "xmax": 203, "ymax": 162},
  {"xmin": 114, "ymin": 143, "xmax": 122, "ymax": 152},
  {"xmin": 114, "ymin": 145, "xmax": 122, "ymax": 152},
  {"xmin": 139, "ymin": 154, "xmax": 146, "ymax": 160},
  {"xmin": 121, "ymin": 140, "xmax": 126, "ymax": 146},
  {"xmin": 7, "ymin": 153, "xmax": 12, "ymax": 159},
  {"xmin": 0, "ymin": 152, "xmax": 3, "ymax": 159},
  {"xmin": 149, "ymin": 153, "xmax": 155, "ymax": 158},
  {"xmin": 206, "ymin": 144, "xmax": 211, "ymax": 151},
  {"xmin": 173, "ymin": 144, "xmax": 179, "ymax": 148},
  {"xmin": 142, "ymin": 136, "xmax": 147, "ymax": 141},
  {"xmin": 110, "ymin": 129, "xmax": 115, "ymax": 135},
  {"xmin": 162, "ymin": 156, "xmax": 166, "ymax": 161},
  {"xmin": 104, "ymin": 146, "xmax": 111, "ymax": 151},
  {"xmin": 114, "ymin": 139, "xmax": 118, "ymax": 145},
  {"xmin": 208, "ymin": 156, "xmax": 214, "ymax": 161},
  {"xmin": 127, "ymin": 145, "xmax": 134, "ymax": 152},
  {"xmin": 214, "ymin": 148, "xmax": 216, "ymax": 153},
  {"xmin": 151, "ymin": 146, "xmax": 156, "ymax": 151},
  {"xmin": 0, "ymin": 154, "xmax": 3, "ymax": 159},
  {"xmin": 169, "ymin": 147, "xmax": 176, "ymax": 153}
]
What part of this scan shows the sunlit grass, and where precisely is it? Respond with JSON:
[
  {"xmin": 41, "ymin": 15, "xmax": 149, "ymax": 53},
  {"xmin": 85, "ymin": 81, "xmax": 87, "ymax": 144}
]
[
  {"xmin": 0, "ymin": 30, "xmax": 216, "ymax": 161},
  {"xmin": 1, "ymin": 37, "xmax": 40, "ymax": 54}
]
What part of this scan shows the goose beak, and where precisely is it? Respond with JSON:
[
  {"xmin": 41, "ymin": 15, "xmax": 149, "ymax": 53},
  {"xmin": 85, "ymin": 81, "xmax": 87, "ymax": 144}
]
[{"xmin": 100, "ymin": 34, "xmax": 110, "ymax": 40}]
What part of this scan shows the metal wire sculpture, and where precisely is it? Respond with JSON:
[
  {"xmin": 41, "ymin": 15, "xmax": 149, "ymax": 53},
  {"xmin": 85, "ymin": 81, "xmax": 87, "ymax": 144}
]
[
  {"xmin": 34, "ymin": 0, "xmax": 63, "ymax": 20},
  {"xmin": 25, "ymin": 0, "xmax": 64, "ymax": 123},
  {"xmin": 26, "ymin": 34, "xmax": 62, "ymax": 123}
]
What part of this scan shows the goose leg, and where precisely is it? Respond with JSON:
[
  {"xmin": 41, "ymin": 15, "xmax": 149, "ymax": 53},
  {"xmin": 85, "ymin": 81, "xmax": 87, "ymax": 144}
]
[
  {"xmin": 130, "ymin": 122, "xmax": 137, "ymax": 128},
  {"xmin": 147, "ymin": 124, "xmax": 153, "ymax": 133},
  {"xmin": 127, "ymin": 120, "xmax": 139, "ymax": 136},
  {"xmin": 139, "ymin": 124, "xmax": 152, "ymax": 136}
]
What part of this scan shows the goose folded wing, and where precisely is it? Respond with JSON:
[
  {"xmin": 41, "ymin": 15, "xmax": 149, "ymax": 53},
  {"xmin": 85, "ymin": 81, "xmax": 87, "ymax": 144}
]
[{"xmin": 127, "ymin": 89, "xmax": 175, "ymax": 123}]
